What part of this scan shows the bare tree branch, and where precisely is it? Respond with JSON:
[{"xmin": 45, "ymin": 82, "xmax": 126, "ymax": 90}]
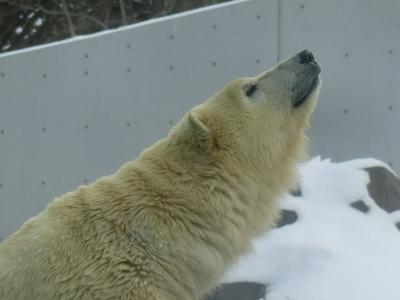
[
  {"xmin": 51, "ymin": 0, "xmax": 75, "ymax": 36},
  {"xmin": 0, "ymin": 0, "xmax": 232, "ymax": 53},
  {"xmin": 118, "ymin": 0, "xmax": 127, "ymax": 24},
  {"xmin": 0, "ymin": 0, "xmax": 40, "ymax": 12},
  {"xmin": 0, "ymin": 0, "xmax": 107, "ymax": 29}
]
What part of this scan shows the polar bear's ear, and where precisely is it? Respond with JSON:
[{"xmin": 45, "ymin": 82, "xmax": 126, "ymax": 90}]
[{"xmin": 187, "ymin": 112, "xmax": 215, "ymax": 152}]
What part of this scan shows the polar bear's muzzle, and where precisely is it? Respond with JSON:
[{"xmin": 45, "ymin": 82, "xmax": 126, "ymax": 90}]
[
  {"xmin": 290, "ymin": 50, "xmax": 321, "ymax": 108},
  {"xmin": 250, "ymin": 50, "xmax": 321, "ymax": 108}
]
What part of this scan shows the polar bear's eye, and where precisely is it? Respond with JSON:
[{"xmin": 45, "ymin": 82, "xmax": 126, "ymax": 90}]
[{"xmin": 243, "ymin": 83, "xmax": 258, "ymax": 97}]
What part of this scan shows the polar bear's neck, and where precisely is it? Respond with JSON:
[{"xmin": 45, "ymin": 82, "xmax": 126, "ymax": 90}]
[{"xmin": 106, "ymin": 132, "xmax": 306, "ymax": 299}]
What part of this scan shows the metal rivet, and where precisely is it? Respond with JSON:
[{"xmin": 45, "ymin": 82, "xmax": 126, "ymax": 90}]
[
  {"xmin": 169, "ymin": 65, "xmax": 174, "ymax": 70},
  {"xmin": 169, "ymin": 34, "xmax": 174, "ymax": 40},
  {"xmin": 389, "ymin": 105, "xmax": 393, "ymax": 111},
  {"xmin": 84, "ymin": 54, "xmax": 89, "ymax": 59},
  {"xmin": 212, "ymin": 61, "xmax": 217, "ymax": 67},
  {"xmin": 84, "ymin": 71, "xmax": 89, "ymax": 76},
  {"xmin": 169, "ymin": 120, "xmax": 173, "ymax": 125},
  {"xmin": 256, "ymin": 59, "xmax": 261, "ymax": 64},
  {"xmin": 300, "ymin": 4, "xmax": 305, "ymax": 9},
  {"xmin": 345, "ymin": 53, "xmax": 349, "ymax": 58},
  {"xmin": 42, "ymin": 73, "xmax": 47, "ymax": 78},
  {"xmin": 42, "ymin": 127, "xmax": 46, "ymax": 132},
  {"xmin": 344, "ymin": 109, "xmax": 348, "ymax": 114},
  {"xmin": 212, "ymin": 24, "xmax": 217, "ymax": 30}
]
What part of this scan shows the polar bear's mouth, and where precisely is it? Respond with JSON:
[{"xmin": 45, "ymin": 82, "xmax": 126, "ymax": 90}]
[{"xmin": 293, "ymin": 76, "xmax": 320, "ymax": 108}]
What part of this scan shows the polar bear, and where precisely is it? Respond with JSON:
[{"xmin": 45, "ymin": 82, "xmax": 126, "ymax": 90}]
[{"xmin": 0, "ymin": 50, "xmax": 321, "ymax": 300}]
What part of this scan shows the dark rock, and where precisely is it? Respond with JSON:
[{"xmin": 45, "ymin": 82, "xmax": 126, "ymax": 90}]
[
  {"xmin": 365, "ymin": 167, "xmax": 400, "ymax": 213},
  {"xmin": 350, "ymin": 200, "xmax": 370, "ymax": 213},
  {"xmin": 396, "ymin": 222, "xmax": 400, "ymax": 231},
  {"xmin": 290, "ymin": 188, "xmax": 302, "ymax": 197},
  {"xmin": 276, "ymin": 210, "xmax": 298, "ymax": 228},
  {"xmin": 204, "ymin": 282, "xmax": 266, "ymax": 300}
]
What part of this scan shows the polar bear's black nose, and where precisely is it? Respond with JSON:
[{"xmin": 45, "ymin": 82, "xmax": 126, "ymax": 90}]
[{"xmin": 298, "ymin": 50, "xmax": 315, "ymax": 64}]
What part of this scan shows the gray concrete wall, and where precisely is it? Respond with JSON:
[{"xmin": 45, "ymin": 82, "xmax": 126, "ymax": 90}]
[
  {"xmin": 280, "ymin": 0, "xmax": 400, "ymax": 171},
  {"xmin": 0, "ymin": 0, "xmax": 399, "ymax": 239},
  {"xmin": 0, "ymin": 0, "xmax": 278, "ymax": 239}
]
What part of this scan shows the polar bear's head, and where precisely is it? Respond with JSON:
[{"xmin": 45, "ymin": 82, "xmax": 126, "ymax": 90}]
[{"xmin": 172, "ymin": 50, "xmax": 320, "ymax": 176}]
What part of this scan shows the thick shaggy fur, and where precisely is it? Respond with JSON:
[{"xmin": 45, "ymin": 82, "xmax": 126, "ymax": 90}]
[{"xmin": 0, "ymin": 58, "xmax": 319, "ymax": 299}]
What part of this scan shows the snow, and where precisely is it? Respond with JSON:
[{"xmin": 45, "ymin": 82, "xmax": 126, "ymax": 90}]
[
  {"xmin": 15, "ymin": 27, "xmax": 23, "ymax": 34},
  {"xmin": 390, "ymin": 211, "xmax": 400, "ymax": 223},
  {"xmin": 34, "ymin": 18, "xmax": 43, "ymax": 27},
  {"xmin": 223, "ymin": 157, "xmax": 400, "ymax": 300}
]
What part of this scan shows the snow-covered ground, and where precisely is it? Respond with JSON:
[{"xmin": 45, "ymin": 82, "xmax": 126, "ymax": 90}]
[{"xmin": 223, "ymin": 157, "xmax": 400, "ymax": 300}]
